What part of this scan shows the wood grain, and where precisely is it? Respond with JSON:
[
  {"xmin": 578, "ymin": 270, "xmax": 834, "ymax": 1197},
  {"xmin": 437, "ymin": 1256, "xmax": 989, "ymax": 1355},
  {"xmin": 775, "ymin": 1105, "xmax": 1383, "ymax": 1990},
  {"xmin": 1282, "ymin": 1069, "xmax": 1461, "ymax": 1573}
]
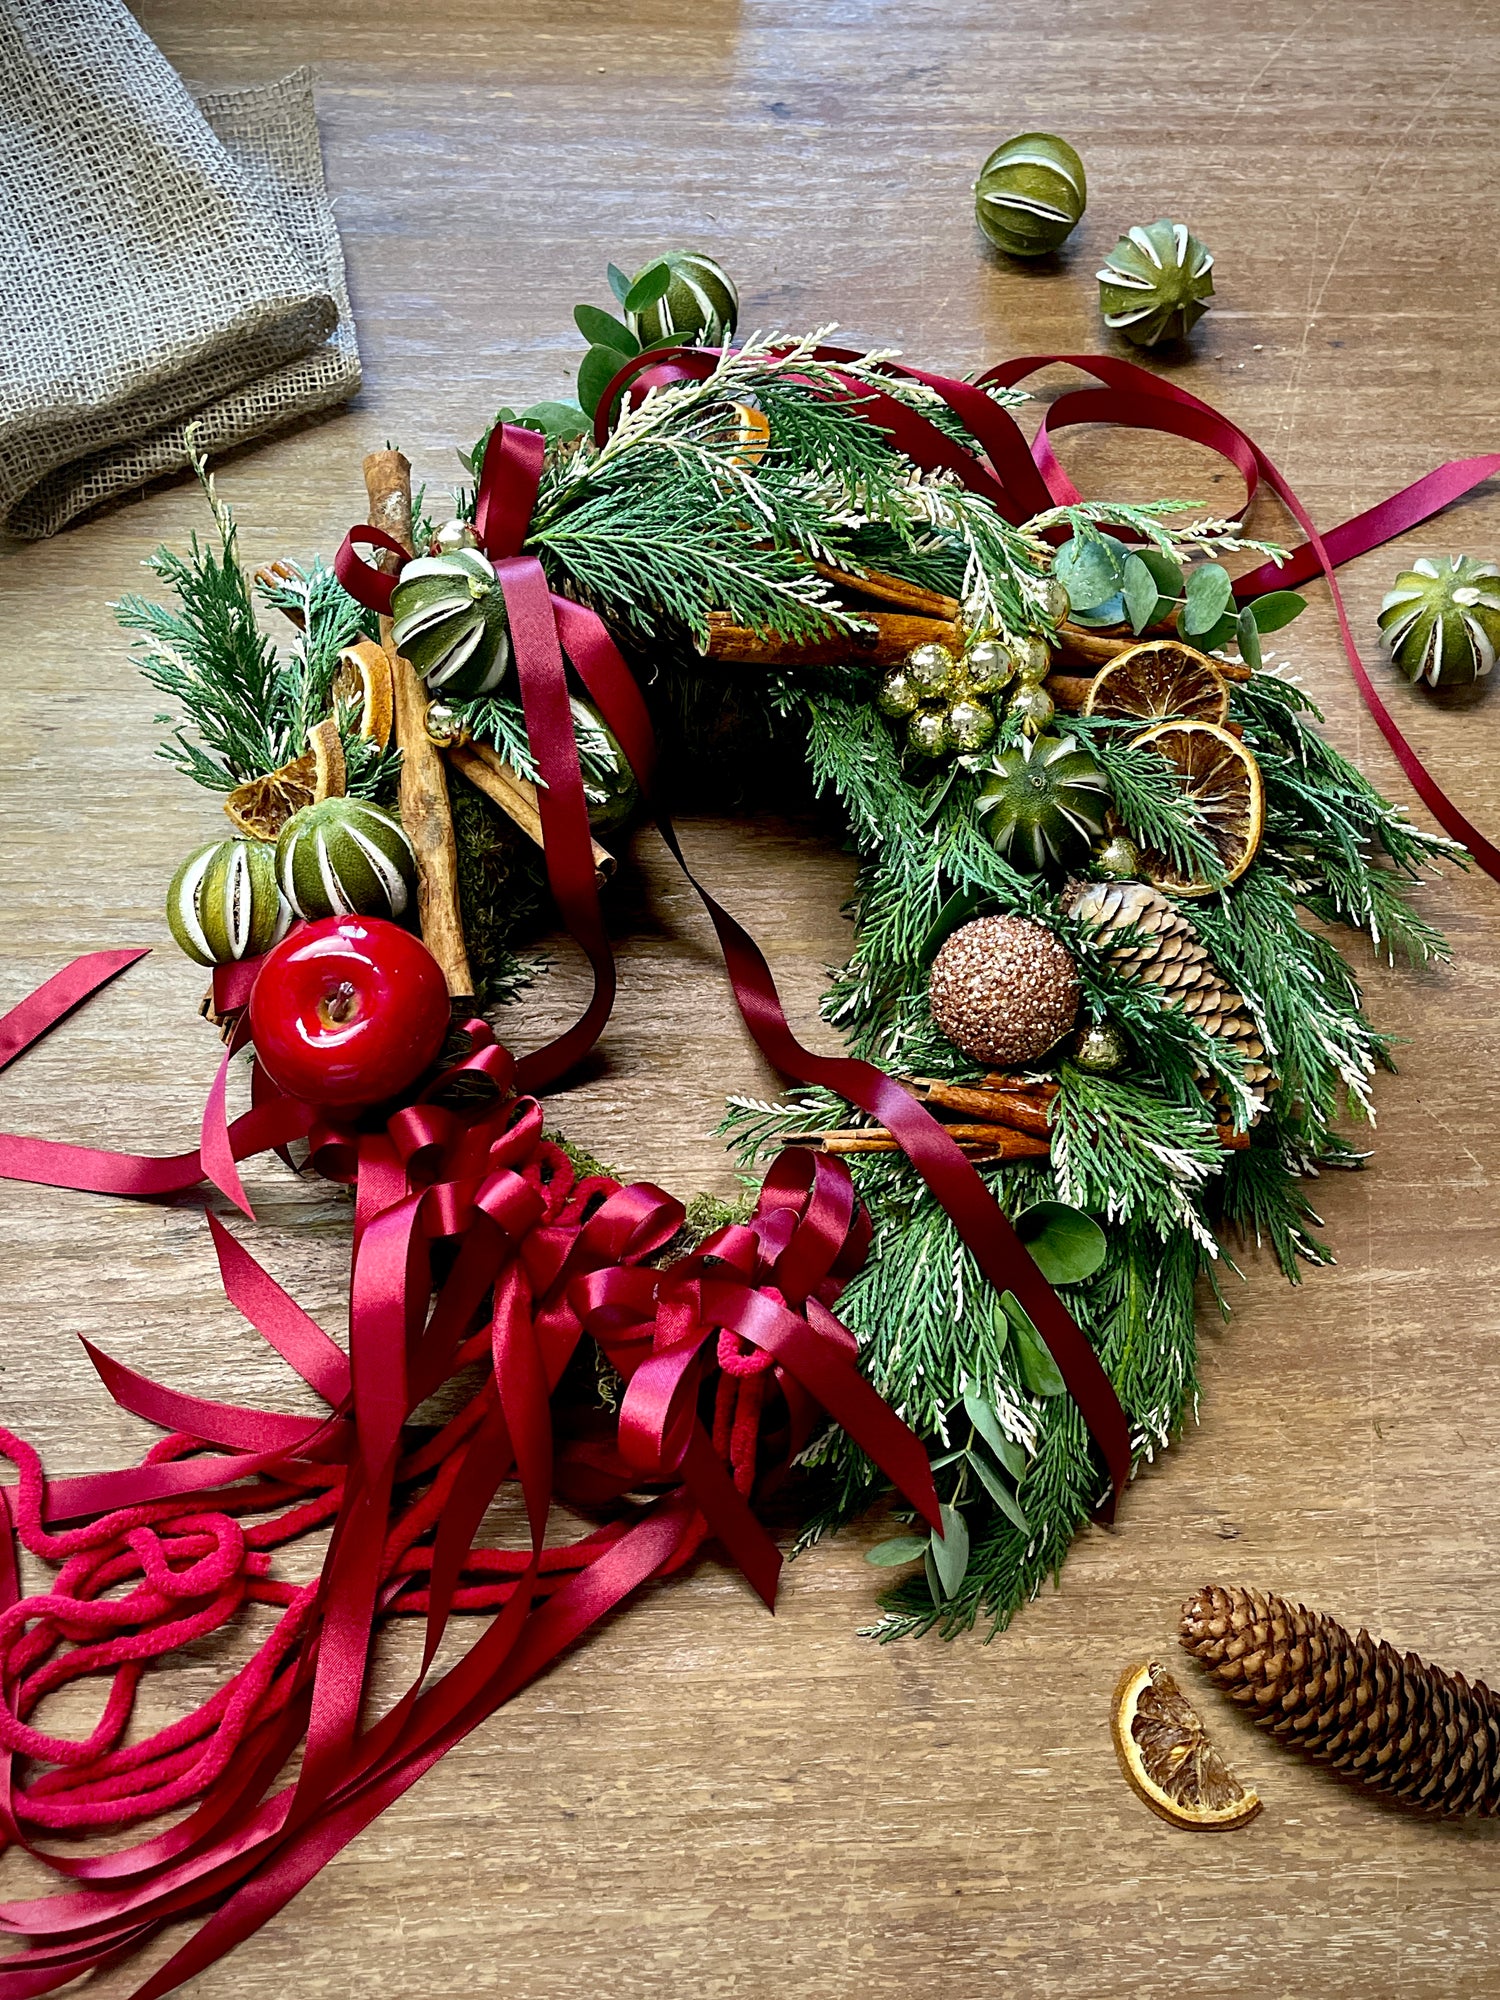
[{"xmin": 2, "ymin": 3, "xmax": 1499, "ymax": 1993}]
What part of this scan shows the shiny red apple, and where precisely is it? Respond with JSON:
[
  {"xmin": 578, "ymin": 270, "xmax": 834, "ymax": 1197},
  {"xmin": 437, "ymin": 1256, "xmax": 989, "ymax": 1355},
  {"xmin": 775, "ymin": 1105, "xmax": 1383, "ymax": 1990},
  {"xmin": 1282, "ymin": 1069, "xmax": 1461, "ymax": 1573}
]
[{"xmin": 248, "ymin": 916, "xmax": 450, "ymax": 1108}]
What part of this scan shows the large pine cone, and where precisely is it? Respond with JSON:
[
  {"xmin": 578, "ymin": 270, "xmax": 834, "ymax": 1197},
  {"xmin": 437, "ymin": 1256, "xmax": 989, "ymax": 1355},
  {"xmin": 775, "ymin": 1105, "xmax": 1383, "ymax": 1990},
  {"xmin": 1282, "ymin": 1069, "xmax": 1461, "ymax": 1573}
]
[{"xmin": 1181, "ymin": 1584, "xmax": 1500, "ymax": 1817}]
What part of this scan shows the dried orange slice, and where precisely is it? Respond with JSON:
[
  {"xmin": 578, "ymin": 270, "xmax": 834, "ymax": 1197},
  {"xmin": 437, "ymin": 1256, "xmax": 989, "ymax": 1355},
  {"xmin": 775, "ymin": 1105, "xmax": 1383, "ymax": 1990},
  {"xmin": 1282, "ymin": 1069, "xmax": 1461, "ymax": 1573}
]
[
  {"xmin": 307, "ymin": 717, "xmax": 347, "ymax": 800},
  {"xmin": 223, "ymin": 754, "xmax": 318, "ymax": 839},
  {"xmin": 1083, "ymin": 639, "xmax": 1228, "ymax": 726},
  {"xmin": 222, "ymin": 721, "xmax": 348, "ymax": 840},
  {"xmin": 1133, "ymin": 719, "xmax": 1265, "ymax": 896},
  {"xmin": 1112, "ymin": 1660, "xmax": 1262, "ymax": 1831},
  {"xmin": 332, "ymin": 639, "xmax": 396, "ymax": 750}
]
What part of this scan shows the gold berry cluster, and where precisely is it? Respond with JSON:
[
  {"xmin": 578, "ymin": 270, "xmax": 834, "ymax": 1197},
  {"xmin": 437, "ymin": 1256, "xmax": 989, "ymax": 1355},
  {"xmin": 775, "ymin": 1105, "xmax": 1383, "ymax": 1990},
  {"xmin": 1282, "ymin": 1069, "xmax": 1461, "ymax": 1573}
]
[{"xmin": 877, "ymin": 632, "xmax": 1051, "ymax": 758}]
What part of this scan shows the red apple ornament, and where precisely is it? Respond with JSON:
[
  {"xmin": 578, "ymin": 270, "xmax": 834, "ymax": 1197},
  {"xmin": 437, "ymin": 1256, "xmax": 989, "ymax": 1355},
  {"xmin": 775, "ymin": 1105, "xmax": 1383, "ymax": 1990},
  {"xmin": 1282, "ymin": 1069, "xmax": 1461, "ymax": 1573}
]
[{"xmin": 249, "ymin": 916, "xmax": 450, "ymax": 1108}]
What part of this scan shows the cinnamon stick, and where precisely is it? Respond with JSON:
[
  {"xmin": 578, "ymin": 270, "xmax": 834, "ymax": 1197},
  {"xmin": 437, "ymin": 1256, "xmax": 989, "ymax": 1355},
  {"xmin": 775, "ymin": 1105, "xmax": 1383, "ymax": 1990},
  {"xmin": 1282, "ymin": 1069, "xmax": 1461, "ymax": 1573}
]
[
  {"xmin": 813, "ymin": 561, "xmax": 962, "ymax": 623},
  {"xmin": 1051, "ymin": 622, "xmax": 1254, "ymax": 681},
  {"xmin": 1041, "ymin": 673, "xmax": 1095, "ymax": 714},
  {"xmin": 805, "ymin": 1118, "xmax": 1244, "ymax": 1158},
  {"xmin": 803, "ymin": 1125, "xmax": 1053, "ymax": 1162},
  {"xmin": 702, "ymin": 607, "xmax": 964, "ymax": 670},
  {"xmin": 906, "ymin": 1078, "xmax": 1055, "ymax": 1137},
  {"xmin": 980, "ymin": 1076, "xmax": 1061, "ymax": 1100},
  {"xmin": 363, "ymin": 449, "xmax": 474, "ymax": 999},
  {"xmin": 449, "ymin": 741, "xmax": 615, "ymax": 885}
]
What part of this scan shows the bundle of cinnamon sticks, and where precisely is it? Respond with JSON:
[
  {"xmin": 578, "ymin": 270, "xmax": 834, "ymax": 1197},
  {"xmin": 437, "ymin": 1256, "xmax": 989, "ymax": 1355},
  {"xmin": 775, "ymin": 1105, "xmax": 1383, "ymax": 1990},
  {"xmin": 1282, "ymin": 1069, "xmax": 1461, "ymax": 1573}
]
[{"xmin": 798, "ymin": 1073, "xmax": 1250, "ymax": 1164}]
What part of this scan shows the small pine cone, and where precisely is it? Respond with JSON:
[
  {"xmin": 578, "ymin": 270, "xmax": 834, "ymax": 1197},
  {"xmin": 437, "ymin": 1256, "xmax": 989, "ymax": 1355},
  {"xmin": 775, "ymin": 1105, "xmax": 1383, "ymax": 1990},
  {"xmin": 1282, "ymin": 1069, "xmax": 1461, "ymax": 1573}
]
[
  {"xmin": 1181, "ymin": 1584, "xmax": 1500, "ymax": 1817},
  {"xmin": 1066, "ymin": 879, "xmax": 1274, "ymax": 1102}
]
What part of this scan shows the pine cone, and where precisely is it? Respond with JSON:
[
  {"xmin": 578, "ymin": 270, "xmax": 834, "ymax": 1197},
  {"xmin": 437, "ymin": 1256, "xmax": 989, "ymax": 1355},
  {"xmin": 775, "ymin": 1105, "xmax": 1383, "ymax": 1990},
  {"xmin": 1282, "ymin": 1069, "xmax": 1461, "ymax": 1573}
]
[
  {"xmin": 1181, "ymin": 1584, "xmax": 1500, "ymax": 1817},
  {"xmin": 1066, "ymin": 879, "xmax": 1274, "ymax": 1100}
]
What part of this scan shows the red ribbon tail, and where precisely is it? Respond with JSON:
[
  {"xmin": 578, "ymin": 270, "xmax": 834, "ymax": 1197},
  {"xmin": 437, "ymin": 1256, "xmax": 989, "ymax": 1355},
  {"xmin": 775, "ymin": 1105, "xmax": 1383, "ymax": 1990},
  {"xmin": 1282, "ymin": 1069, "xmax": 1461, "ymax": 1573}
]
[{"xmin": 199, "ymin": 1043, "xmax": 253, "ymax": 1218}]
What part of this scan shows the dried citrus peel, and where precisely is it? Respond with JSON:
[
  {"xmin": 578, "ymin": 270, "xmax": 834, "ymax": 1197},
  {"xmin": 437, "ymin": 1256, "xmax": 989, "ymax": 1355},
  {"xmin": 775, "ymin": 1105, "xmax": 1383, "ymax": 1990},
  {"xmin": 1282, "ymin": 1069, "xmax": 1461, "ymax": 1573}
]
[
  {"xmin": 332, "ymin": 640, "xmax": 395, "ymax": 750},
  {"xmin": 223, "ymin": 718, "xmax": 348, "ymax": 841}
]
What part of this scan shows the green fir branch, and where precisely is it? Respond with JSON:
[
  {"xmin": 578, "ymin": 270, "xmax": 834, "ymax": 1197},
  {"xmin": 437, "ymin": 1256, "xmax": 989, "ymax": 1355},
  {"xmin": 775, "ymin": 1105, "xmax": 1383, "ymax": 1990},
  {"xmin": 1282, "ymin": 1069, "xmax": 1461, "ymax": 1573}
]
[{"xmin": 1071, "ymin": 722, "xmax": 1224, "ymax": 883}]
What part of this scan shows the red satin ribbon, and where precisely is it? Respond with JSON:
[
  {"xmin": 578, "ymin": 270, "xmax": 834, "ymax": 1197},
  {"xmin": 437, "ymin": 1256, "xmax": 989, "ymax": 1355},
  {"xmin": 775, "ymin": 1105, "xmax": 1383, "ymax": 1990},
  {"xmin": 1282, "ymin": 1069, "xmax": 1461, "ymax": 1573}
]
[
  {"xmin": 0, "ymin": 955, "xmax": 936, "ymax": 1996},
  {"xmin": 592, "ymin": 340, "xmax": 1500, "ymax": 873},
  {"xmin": 975, "ymin": 356, "xmax": 1500, "ymax": 877}
]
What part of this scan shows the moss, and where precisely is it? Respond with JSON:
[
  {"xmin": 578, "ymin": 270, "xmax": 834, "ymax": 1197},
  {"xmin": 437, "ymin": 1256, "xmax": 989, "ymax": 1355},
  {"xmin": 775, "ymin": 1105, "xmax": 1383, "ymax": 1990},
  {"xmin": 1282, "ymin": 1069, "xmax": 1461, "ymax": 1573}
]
[{"xmin": 450, "ymin": 766, "xmax": 548, "ymax": 1004}]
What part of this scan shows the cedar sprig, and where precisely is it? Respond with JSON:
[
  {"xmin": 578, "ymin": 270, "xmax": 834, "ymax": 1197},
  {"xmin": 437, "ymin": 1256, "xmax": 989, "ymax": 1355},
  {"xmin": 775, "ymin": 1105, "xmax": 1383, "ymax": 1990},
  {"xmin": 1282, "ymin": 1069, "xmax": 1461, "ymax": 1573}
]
[
  {"xmin": 1068, "ymin": 721, "xmax": 1224, "ymax": 884},
  {"xmin": 794, "ymin": 1188, "xmax": 1204, "ymax": 1641},
  {"xmin": 118, "ymin": 451, "xmax": 284, "ymax": 790},
  {"xmin": 1027, "ymin": 499, "xmax": 1286, "ymax": 564},
  {"xmin": 450, "ymin": 687, "xmax": 624, "ymax": 813},
  {"xmin": 1049, "ymin": 1064, "xmax": 1225, "ymax": 1246},
  {"xmin": 1215, "ymin": 1143, "xmax": 1334, "ymax": 1282},
  {"xmin": 120, "ymin": 466, "xmax": 400, "ymax": 802},
  {"xmin": 486, "ymin": 331, "xmax": 1060, "ymax": 653},
  {"xmin": 1232, "ymin": 670, "xmax": 1461, "ymax": 962},
  {"xmin": 1190, "ymin": 869, "xmax": 1389, "ymax": 1148}
]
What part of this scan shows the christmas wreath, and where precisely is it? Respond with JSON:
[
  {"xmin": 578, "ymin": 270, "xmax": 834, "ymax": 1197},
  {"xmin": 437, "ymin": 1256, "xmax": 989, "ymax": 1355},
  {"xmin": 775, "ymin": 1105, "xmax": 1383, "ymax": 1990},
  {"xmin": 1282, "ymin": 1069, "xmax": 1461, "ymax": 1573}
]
[{"xmin": 0, "ymin": 257, "xmax": 1495, "ymax": 1989}]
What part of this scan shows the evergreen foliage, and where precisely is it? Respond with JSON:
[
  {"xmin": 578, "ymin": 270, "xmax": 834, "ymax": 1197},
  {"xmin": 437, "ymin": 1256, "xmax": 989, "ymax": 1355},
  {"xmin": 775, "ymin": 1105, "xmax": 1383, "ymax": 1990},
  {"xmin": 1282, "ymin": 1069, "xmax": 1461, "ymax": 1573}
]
[{"xmin": 118, "ymin": 451, "xmax": 398, "ymax": 802}]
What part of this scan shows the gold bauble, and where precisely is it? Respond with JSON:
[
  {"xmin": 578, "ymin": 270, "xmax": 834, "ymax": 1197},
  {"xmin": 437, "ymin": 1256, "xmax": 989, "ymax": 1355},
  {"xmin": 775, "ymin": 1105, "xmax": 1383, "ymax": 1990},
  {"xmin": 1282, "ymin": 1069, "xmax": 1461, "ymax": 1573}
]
[
  {"xmin": 906, "ymin": 641, "xmax": 958, "ymax": 696},
  {"xmin": 1093, "ymin": 833, "xmax": 1141, "ymax": 879},
  {"xmin": 429, "ymin": 518, "xmax": 482, "ymax": 556},
  {"xmin": 1014, "ymin": 634, "xmax": 1052, "ymax": 684},
  {"xmin": 877, "ymin": 667, "xmax": 922, "ymax": 718},
  {"xmin": 1071, "ymin": 1020, "xmax": 1130, "ymax": 1073},
  {"xmin": 946, "ymin": 698, "xmax": 997, "ymax": 754},
  {"xmin": 907, "ymin": 708, "xmax": 952, "ymax": 758},
  {"xmin": 964, "ymin": 637, "xmax": 1016, "ymax": 696},
  {"xmin": 1009, "ymin": 683, "xmax": 1056, "ymax": 735},
  {"xmin": 424, "ymin": 699, "xmax": 471, "ymax": 748}
]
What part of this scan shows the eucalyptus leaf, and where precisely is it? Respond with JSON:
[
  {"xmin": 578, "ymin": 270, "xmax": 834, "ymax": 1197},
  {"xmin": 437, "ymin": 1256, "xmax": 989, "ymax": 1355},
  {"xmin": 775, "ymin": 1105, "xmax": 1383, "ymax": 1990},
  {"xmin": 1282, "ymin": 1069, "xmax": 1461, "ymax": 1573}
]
[
  {"xmin": 1135, "ymin": 547, "xmax": 1186, "ymax": 599},
  {"xmin": 517, "ymin": 401, "xmax": 590, "ymax": 443},
  {"xmin": 924, "ymin": 1545, "xmax": 943, "ymax": 1606},
  {"xmin": 606, "ymin": 262, "xmax": 632, "ymax": 306},
  {"xmin": 928, "ymin": 1448, "xmax": 967, "ymax": 1471},
  {"xmin": 1055, "ymin": 534, "xmax": 1126, "ymax": 613},
  {"xmin": 573, "ymin": 304, "xmax": 639, "ymax": 355},
  {"xmin": 1068, "ymin": 593, "xmax": 1127, "ymax": 629},
  {"xmin": 1188, "ymin": 610, "xmax": 1239, "ymax": 652},
  {"xmin": 1014, "ymin": 1201, "xmax": 1107, "ymax": 1285},
  {"xmin": 1235, "ymin": 604, "xmax": 1263, "ymax": 673},
  {"xmin": 1123, "ymin": 554, "xmax": 1164, "ymax": 635},
  {"xmin": 968, "ymin": 1448, "xmax": 1031, "ymax": 1534},
  {"xmin": 992, "ymin": 1295, "xmax": 1011, "ymax": 1356},
  {"xmin": 930, "ymin": 1503, "xmax": 970, "ymax": 1598},
  {"xmin": 1002, "ymin": 1292, "xmax": 1067, "ymax": 1398},
  {"xmin": 962, "ymin": 1392, "xmax": 1028, "ymax": 1480},
  {"xmin": 576, "ymin": 343, "xmax": 631, "ymax": 421},
  {"xmin": 921, "ymin": 884, "xmax": 991, "ymax": 962},
  {"xmin": 1248, "ymin": 588, "xmax": 1307, "ymax": 634},
  {"xmin": 623, "ymin": 259, "xmax": 672, "ymax": 312},
  {"xmin": 865, "ymin": 1535, "xmax": 930, "ymax": 1566},
  {"xmin": 1182, "ymin": 562, "xmax": 1234, "ymax": 637}
]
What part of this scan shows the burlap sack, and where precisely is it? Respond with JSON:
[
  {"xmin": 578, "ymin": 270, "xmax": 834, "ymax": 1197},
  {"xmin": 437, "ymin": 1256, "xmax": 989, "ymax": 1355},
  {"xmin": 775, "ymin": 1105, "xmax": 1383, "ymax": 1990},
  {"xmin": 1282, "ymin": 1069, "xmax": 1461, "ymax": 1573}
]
[{"xmin": 1, "ymin": 1, "xmax": 360, "ymax": 539}]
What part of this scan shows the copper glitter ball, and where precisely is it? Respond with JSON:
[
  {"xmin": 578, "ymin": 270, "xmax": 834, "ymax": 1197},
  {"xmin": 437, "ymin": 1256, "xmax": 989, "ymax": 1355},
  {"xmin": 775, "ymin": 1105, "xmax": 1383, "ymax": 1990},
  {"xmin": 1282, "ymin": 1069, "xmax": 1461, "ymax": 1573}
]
[{"xmin": 928, "ymin": 913, "xmax": 1080, "ymax": 1066}]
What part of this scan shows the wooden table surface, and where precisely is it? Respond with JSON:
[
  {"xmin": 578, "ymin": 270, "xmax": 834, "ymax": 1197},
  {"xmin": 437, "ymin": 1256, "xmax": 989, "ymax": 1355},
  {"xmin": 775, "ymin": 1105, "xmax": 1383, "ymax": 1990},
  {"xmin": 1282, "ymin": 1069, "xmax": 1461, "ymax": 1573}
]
[{"xmin": 3, "ymin": 3, "xmax": 1499, "ymax": 1992}]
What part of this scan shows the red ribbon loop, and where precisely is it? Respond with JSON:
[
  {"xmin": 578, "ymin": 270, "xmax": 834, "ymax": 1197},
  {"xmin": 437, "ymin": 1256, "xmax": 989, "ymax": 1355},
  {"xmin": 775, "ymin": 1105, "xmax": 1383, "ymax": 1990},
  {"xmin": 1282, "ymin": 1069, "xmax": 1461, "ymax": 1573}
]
[{"xmin": 331, "ymin": 524, "xmax": 405, "ymax": 617}]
